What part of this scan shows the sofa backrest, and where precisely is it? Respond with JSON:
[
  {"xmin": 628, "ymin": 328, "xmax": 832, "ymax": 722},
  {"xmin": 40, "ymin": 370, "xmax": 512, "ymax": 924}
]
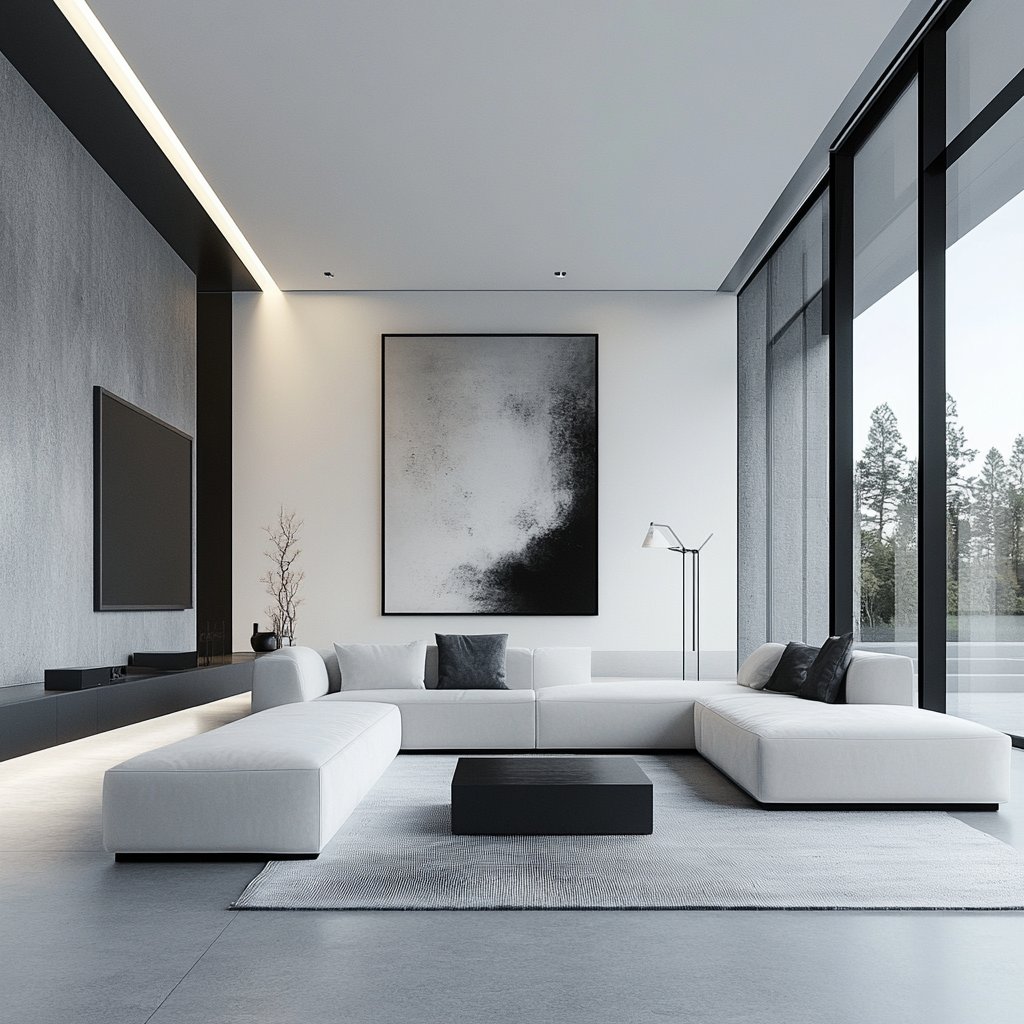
[
  {"xmin": 533, "ymin": 647, "xmax": 591, "ymax": 688},
  {"xmin": 844, "ymin": 650, "xmax": 917, "ymax": 707},
  {"xmin": 737, "ymin": 643, "xmax": 917, "ymax": 707}
]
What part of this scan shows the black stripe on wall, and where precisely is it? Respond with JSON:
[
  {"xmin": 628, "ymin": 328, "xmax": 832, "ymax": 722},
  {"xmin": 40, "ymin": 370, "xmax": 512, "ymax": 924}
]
[{"xmin": 196, "ymin": 294, "xmax": 233, "ymax": 649}]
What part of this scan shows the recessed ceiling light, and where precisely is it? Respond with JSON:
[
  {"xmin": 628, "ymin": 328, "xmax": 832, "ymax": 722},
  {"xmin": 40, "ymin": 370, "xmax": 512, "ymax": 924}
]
[
  {"xmin": 323, "ymin": 271, "xmax": 334, "ymax": 278},
  {"xmin": 554, "ymin": 271, "xmax": 567, "ymax": 278}
]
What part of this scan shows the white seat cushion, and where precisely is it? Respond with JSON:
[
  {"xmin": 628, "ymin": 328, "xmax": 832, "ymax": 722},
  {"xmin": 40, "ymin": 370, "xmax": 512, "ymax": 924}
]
[
  {"xmin": 535, "ymin": 680, "xmax": 774, "ymax": 749},
  {"xmin": 102, "ymin": 702, "xmax": 400, "ymax": 854},
  {"xmin": 321, "ymin": 688, "xmax": 536, "ymax": 750},
  {"xmin": 694, "ymin": 694, "xmax": 1011, "ymax": 805}
]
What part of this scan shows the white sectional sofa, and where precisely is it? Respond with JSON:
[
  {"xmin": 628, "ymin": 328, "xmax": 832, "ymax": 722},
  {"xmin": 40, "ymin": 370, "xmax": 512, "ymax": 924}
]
[
  {"xmin": 102, "ymin": 641, "xmax": 1012, "ymax": 856},
  {"xmin": 251, "ymin": 643, "xmax": 1011, "ymax": 808}
]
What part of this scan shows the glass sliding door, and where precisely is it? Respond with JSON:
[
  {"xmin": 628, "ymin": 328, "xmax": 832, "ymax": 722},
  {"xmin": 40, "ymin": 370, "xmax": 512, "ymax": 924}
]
[
  {"xmin": 944, "ymin": 0, "xmax": 1024, "ymax": 735},
  {"xmin": 852, "ymin": 80, "xmax": 919, "ymax": 665}
]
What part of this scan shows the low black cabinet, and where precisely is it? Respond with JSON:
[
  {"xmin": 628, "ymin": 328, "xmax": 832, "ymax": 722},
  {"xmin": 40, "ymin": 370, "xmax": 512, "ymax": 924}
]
[
  {"xmin": 0, "ymin": 658, "xmax": 254, "ymax": 762},
  {"xmin": 451, "ymin": 756, "xmax": 654, "ymax": 835}
]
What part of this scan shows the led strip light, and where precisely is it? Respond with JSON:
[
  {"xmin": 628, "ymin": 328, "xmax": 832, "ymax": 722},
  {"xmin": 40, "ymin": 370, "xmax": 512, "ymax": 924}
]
[{"xmin": 54, "ymin": 0, "xmax": 279, "ymax": 293}]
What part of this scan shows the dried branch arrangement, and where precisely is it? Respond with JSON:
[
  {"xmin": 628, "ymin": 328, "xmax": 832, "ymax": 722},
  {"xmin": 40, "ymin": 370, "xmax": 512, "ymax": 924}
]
[{"xmin": 261, "ymin": 506, "xmax": 305, "ymax": 644}]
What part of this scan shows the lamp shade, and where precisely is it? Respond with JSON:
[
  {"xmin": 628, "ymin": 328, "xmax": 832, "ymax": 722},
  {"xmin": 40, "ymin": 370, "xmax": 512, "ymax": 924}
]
[{"xmin": 642, "ymin": 523, "xmax": 679, "ymax": 549}]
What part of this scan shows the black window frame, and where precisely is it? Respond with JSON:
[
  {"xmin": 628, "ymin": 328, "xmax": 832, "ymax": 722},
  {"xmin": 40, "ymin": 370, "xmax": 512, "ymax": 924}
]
[{"xmin": 827, "ymin": 0, "xmax": 1024, "ymax": 713}]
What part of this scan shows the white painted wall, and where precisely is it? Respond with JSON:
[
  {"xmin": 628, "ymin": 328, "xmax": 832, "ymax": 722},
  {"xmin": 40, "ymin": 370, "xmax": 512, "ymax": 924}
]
[{"xmin": 232, "ymin": 290, "xmax": 736, "ymax": 665}]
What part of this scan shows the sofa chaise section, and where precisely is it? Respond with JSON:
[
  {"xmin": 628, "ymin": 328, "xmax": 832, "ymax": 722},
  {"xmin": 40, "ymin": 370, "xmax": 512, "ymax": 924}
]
[
  {"xmin": 694, "ymin": 695, "xmax": 1011, "ymax": 806},
  {"xmin": 693, "ymin": 651, "xmax": 1009, "ymax": 806},
  {"xmin": 102, "ymin": 700, "xmax": 401, "ymax": 855}
]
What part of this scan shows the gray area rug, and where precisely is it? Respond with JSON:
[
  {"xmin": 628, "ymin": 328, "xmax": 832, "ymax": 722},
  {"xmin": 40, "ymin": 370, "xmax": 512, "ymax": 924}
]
[{"xmin": 234, "ymin": 753, "xmax": 1024, "ymax": 910}]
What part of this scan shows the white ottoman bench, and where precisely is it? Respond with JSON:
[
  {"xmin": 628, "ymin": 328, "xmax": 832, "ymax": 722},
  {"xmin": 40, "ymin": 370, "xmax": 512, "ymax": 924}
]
[
  {"xmin": 694, "ymin": 695, "xmax": 1011, "ymax": 808},
  {"xmin": 103, "ymin": 701, "xmax": 401, "ymax": 856}
]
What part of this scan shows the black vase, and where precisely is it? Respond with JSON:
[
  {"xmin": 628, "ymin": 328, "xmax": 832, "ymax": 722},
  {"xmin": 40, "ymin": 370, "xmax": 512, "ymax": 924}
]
[{"xmin": 250, "ymin": 623, "xmax": 278, "ymax": 653}]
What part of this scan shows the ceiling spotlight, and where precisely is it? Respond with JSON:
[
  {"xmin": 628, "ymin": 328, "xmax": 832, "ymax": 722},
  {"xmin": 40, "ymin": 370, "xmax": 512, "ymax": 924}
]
[
  {"xmin": 554, "ymin": 271, "xmax": 567, "ymax": 278},
  {"xmin": 323, "ymin": 271, "xmax": 334, "ymax": 278}
]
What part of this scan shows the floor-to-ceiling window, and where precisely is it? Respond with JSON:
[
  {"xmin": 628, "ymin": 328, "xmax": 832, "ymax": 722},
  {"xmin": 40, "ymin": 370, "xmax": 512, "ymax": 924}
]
[
  {"xmin": 943, "ymin": 0, "xmax": 1024, "ymax": 734},
  {"xmin": 831, "ymin": 0, "xmax": 1024, "ymax": 726},
  {"xmin": 739, "ymin": 0, "xmax": 1024, "ymax": 736},
  {"xmin": 852, "ymin": 81, "xmax": 920, "ymax": 667}
]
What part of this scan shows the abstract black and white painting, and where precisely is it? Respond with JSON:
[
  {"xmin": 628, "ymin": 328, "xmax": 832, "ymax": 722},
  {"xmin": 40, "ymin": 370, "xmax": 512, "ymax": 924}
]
[{"xmin": 382, "ymin": 334, "xmax": 597, "ymax": 614}]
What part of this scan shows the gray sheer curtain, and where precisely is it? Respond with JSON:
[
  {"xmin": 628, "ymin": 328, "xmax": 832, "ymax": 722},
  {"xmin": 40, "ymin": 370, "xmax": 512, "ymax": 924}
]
[{"xmin": 737, "ymin": 192, "xmax": 830, "ymax": 662}]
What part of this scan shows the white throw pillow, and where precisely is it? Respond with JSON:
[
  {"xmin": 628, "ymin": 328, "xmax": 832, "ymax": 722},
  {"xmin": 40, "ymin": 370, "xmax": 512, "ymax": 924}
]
[
  {"xmin": 736, "ymin": 643, "xmax": 786, "ymax": 689},
  {"xmin": 334, "ymin": 641, "xmax": 427, "ymax": 690}
]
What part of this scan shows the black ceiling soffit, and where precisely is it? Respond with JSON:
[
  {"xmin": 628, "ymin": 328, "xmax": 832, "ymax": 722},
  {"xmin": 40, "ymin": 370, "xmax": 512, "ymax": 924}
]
[{"xmin": 0, "ymin": 0, "xmax": 259, "ymax": 293}]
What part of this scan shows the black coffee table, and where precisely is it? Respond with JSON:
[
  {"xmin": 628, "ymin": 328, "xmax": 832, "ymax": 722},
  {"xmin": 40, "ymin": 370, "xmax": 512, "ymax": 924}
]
[{"xmin": 451, "ymin": 756, "xmax": 653, "ymax": 835}]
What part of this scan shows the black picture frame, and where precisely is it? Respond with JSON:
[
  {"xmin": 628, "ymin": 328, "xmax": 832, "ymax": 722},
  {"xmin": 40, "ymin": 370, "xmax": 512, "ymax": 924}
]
[{"xmin": 381, "ymin": 334, "xmax": 598, "ymax": 615}]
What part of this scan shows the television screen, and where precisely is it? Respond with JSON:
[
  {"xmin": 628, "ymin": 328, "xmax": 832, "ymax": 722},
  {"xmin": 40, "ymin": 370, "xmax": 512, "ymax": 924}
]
[{"xmin": 94, "ymin": 387, "xmax": 193, "ymax": 610}]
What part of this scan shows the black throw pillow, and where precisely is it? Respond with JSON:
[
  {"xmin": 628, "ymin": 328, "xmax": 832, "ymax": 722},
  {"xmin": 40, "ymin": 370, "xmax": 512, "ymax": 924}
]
[
  {"xmin": 435, "ymin": 633, "xmax": 509, "ymax": 690},
  {"xmin": 763, "ymin": 641, "xmax": 820, "ymax": 694},
  {"xmin": 799, "ymin": 633, "xmax": 854, "ymax": 704}
]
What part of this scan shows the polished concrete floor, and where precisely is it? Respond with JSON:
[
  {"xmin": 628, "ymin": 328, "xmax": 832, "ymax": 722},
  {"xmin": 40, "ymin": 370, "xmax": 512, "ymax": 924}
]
[{"xmin": 2, "ymin": 696, "xmax": 1024, "ymax": 1024}]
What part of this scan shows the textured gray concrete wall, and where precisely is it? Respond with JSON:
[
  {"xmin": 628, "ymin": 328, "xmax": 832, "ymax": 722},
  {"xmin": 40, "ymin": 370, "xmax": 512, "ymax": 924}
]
[{"xmin": 0, "ymin": 53, "xmax": 196, "ymax": 687}]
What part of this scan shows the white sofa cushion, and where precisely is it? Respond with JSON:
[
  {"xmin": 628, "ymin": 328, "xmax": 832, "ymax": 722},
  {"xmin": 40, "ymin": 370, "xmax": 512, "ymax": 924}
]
[
  {"xmin": 322, "ymin": 687, "xmax": 536, "ymax": 750},
  {"xmin": 334, "ymin": 640, "xmax": 427, "ymax": 690},
  {"xmin": 533, "ymin": 647, "xmax": 591, "ymax": 688},
  {"xmin": 694, "ymin": 694, "xmax": 1011, "ymax": 804},
  {"xmin": 736, "ymin": 643, "xmax": 786, "ymax": 689}
]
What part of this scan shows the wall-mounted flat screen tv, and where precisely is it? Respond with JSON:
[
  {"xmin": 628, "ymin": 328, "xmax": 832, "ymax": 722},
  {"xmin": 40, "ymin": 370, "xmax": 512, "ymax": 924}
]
[{"xmin": 94, "ymin": 387, "xmax": 193, "ymax": 611}]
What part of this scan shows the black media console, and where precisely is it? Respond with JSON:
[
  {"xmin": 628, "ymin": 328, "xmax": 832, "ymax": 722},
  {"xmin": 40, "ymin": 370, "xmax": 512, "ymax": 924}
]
[{"xmin": 0, "ymin": 656, "xmax": 255, "ymax": 762}]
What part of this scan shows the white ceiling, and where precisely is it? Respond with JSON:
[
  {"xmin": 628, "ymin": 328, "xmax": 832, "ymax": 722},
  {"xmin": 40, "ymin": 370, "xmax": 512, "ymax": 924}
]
[{"xmin": 87, "ymin": 0, "xmax": 911, "ymax": 292}]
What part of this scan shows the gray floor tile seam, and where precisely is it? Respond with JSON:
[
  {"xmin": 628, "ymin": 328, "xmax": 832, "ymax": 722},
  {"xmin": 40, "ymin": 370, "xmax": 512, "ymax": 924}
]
[{"xmin": 142, "ymin": 911, "xmax": 242, "ymax": 1024}]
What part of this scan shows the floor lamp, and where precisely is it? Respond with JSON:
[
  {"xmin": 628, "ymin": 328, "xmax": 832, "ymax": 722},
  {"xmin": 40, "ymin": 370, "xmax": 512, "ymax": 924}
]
[{"xmin": 642, "ymin": 523, "xmax": 712, "ymax": 680}]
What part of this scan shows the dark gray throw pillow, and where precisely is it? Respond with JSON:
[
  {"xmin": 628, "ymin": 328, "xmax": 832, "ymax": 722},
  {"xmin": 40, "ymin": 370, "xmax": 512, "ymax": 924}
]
[
  {"xmin": 435, "ymin": 633, "xmax": 509, "ymax": 690},
  {"xmin": 763, "ymin": 641, "xmax": 820, "ymax": 694},
  {"xmin": 799, "ymin": 633, "xmax": 854, "ymax": 704}
]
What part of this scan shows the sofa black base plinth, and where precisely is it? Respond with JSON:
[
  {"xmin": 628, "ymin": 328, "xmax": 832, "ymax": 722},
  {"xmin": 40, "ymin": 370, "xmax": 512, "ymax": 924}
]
[{"xmin": 451, "ymin": 756, "xmax": 653, "ymax": 835}]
